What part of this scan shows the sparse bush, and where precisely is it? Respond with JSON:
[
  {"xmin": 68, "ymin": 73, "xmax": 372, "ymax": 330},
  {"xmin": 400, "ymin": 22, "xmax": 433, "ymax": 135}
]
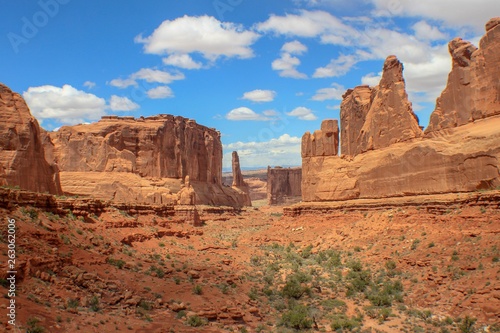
[
  {"xmin": 107, "ymin": 258, "xmax": 126, "ymax": 269},
  {"xmin": 26, "ymin": 317, "xmax": 45, "ymax": 333},
  {"xmin": 192, "ymin": 284, "xmax": 203, "ymax": 295},
  {"xmin": 186, "ymin": 315, "xmax": 206, "ymax": 327},
  {"xmin": 280, "ymin": 303, "xmax": 313, "ymax": 330},
  {"xmin": 411, "ymin": 239, "xmax": 421, "ymax": 250},
  {"xmin": 330, "ymin": 314, "xmax": 361, "ymax": 331},
  {"xmin": 89, "ymin": 296, "xmax": 100, "ymax": 312},
  {"xmin": 385, "ymin": 260, "xmax": 397, "ymax": 270},
  {"xmin": 458, "ymin": 316, "xmax": 476, "ymax": 333},
  {"xmin": 67, "ymin": 298, "xmax": 79, "ymax": 309}
]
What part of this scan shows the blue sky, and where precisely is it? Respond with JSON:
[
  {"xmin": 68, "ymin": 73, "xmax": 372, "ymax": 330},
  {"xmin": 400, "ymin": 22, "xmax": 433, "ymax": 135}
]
[{"xmin": 1, "ymin": 0, "xmax": 498, "ymax": 169}]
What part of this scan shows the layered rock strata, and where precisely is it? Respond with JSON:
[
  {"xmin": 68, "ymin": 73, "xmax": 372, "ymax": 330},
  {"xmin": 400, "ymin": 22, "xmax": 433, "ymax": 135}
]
[
  {"xmin": 267, "ymin": 166, "xmax": 302, "ymax": 205},
  {"xmin": 0, "ymin": 83, "xmax": 62, "ymax": 194},
  {"xmin": 301, "ymin": 19, "xmax": 500, "ymax": 202},
  {"xmin": 302, "ymin": 120, "xmax": 339, "ymax": 157},
  {"xmin": 426, "ymin": 18, "xmax": 500, "ymax": 133},
  {"xmin": 45, "ymin": 115, "xmax": 249, "ymax": 207}
]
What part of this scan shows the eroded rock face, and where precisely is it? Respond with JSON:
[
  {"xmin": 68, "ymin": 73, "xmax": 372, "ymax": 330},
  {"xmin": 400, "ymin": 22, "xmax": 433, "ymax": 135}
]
[
  {"xmin": 301, "ymin": 120, "xmax": 339, "ymax": 157},
  {"xmin": 340, "ymin": 86, "xmax": 371, "ymax": 157},
  {"xmin": 426, "ymin": 17, "xmax": 500, "ymax": 133},
  {"xmin": 302, "ymin": 115, "xmax": 500, "ymax": 201},
  {"xmin": 48, "ymin": 115, "xmax": 222, "ymax": 182},
  {"xmin": 340, "ymin": 56, "xmax": 422, "ymax": 156},
  {"xmin": 46, "ymin": 115, "xmax": 248, "ymax": 207},
  {"xmin": 230, "ymin": 151, "xmax": 251, "ymax": 206},
  {"xmin": 0, "ymin": 83, "xmax": 62, "ymax": 194},
  {"xmin": 267, "ymin": 166, "xmax": 302, "ymax": 205},
  {"xmin": 232, "ymin": 151, "xmax": 245, "ymax": 187}
]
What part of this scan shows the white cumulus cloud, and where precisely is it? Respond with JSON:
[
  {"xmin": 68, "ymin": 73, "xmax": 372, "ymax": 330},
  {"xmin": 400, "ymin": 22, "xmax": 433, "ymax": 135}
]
[
  {"xmin": 109, "ymin": 95, "xmax": 140, "ymax": 111},
  {"xmin": 147, "ymin": 86, "xmax": 174, "ymax": 99},
  {"xmin": 272, "ymin": 51, "xmax": 308, "ymax": 79},
  {"xmin": 241, "ymin": 89, "xmax": 276, "ymax": 102},
  {"xmin": 370, "ymin": 0, "xmax": 499, "ymax": 32},
  {"xmin": 286, "ymin": 106, "xmax": 317, "ymax": 120},
  {"xmin": 281, "ymin": 40, "xmax": 308, "ymax": 54},
  {"xmin": 83, "ymin": 81, "xmax": 96, "ymax": 89},
  {"xmin": 223, "ymin": 134, "xmax": 302, "ymax": 168},
  {"xmin": 312, "ymin": 83, "xmax": 346, "ymax": 101},
  {"xmin": 162, "ymin": 54, "xmax": 202, "ymax": 69},
  {"xmin": 226, "ymin": 107, "xmax": 271, "ymax": 121},
  {"xmin": 23, "ymin": 85, "xmax": 106, "ymax": 125},
  {"xmin": 135, "ymin": 15, "xmax": 260, "ymax": 63}
]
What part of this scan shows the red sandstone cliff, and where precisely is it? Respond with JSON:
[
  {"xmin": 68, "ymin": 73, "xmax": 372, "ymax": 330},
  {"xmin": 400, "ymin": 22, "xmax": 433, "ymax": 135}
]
[
  {"xmin": 302, "ymin": 119, "xmax": 339, "ymax": 158},
  {"xmin": 267, "ymin": 166, "xmax": 302, "ymax": 205},
  {"xmin": 426, "ymin": 18, "xmax": 500, "ymax": 133},
  {"xmin": 301, "ymin": 18, "xmax": 500, "ymax": 202},
  {"xmin": 340, "ymin": 56, "xmax": 422, "ymax": 156},
  {"xmin": 45, "ymin": 115, "xmax": 249, "ymax": 207},
  {"xmin": 0, "ymin": 83, "xmax": 62, "ymax": 194}
]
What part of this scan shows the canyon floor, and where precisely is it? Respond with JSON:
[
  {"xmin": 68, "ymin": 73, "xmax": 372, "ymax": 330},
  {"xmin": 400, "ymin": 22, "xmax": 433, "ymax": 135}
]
[{"xmin": 1, "ymin": 193, "xmax": 500, "ymax": 333}]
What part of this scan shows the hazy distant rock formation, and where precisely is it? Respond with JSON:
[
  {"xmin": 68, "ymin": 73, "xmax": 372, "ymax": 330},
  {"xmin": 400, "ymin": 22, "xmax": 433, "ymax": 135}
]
[
  {"xmin": 231, "ymin": 151, "xmax": 252, "ymax": 206},
  {"xmin": 45, "ymin": 115, "xmax": 249, "ymax": 207},
  {"xmin": 340, "ymin": 56, "xmax": 423, "ymax": 157},
  {"xmin": 302, "ymin": 120, "xmax": 339, "ymax": 158},
  {"xmin": 267, "ymin": 166, "xmax": 302, "ymax": 205},
  {"xmin": 0, "ymin": 83, "xmax": 62, "ymax": 194},
  {"xmin": 426, "ymin": 18, "xmax": 500, "ymax": 133},
  {"xmin": 301, "ymin": 18, "xmax": 500, "ymax": 202}
]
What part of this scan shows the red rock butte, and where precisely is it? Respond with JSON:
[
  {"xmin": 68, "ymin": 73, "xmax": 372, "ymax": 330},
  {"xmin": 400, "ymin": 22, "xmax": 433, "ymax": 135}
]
[{"xmin": 301, "ymin": 18, "xmax": 500, "ymax": 202}]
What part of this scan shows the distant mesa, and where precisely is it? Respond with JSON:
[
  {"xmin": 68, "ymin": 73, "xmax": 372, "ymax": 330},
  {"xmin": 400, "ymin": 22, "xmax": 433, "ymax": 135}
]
[
  {"xmin": 0, "ymin": 84, "xmax": 250, "ymax": 208},
  {"xmin": 267, "ymin": 166, "xmax": 302, "ymax": 205},
  {"xmin": 301, "ymin": 17, "xmax": 500, "ymax": 202}
]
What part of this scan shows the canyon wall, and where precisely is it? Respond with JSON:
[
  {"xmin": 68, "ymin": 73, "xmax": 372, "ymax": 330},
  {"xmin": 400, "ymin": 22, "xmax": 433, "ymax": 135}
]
[
  {"xmin": 301, "ymin": 18, "xmax": 500, "ymax": 202},
  {"xmin": 426, "ymin": 18, "xmax": 500, "ymax": 133},
  {"xmin": 267, "ymin": 166, "xmax": 302, "ymax": 205},
  {"xmin": 0, "ymin": 83, "xmax": 62, "ymax": 194},
  {"xmin": 45, "ymin": 115, "xmax": 250, "ymax": 207}
]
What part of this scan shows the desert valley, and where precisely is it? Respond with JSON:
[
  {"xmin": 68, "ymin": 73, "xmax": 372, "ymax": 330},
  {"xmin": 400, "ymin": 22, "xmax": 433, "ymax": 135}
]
[{"xmin": 0, "ymin": 13, "xmax": 499, "ymax": 333}]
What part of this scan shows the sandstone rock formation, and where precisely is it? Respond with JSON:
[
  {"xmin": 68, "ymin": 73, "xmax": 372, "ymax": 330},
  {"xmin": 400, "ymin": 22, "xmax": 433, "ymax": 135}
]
[
  {"xmin": 302, "ymin": 120, "xmax": 339, "ymax": 157},
  {"xmin": 267, "ymin": 166, "xmax": 302, "ymax": 205},
  {"xmin": 231, "ymin": 151, "xmax": 252, "ymax": 206},
  {"xmin": 339, "ymin": 85, "xmax": 371, "ymax": 157},
  {"xmin": 0, "ymin": 83, "xmax": 62, "ymax": 194},
  {"xmin": 301, "ymin": 18, "xmax": 500, "ymax": 202},
  {"xmin": 341, "ymin": 56, "xmax": 423, "ymax": 156},
  {"xmin": 232, "ymin": 151, "xmax": 245, "ymax": 187},
  {"xmin": 45, "ymin": 115, "xmax": 249, "ymax": 207},
  {"xmin": 178, "ymin": 176, "xmax": 196, "ymax": 205},
  {"xmin": 302, "ymin": 115, "xmax": 500, "ymax": 201},
  {"xmin": 426, "ymin": 17, "xmax": 500, "ymax": 133}
]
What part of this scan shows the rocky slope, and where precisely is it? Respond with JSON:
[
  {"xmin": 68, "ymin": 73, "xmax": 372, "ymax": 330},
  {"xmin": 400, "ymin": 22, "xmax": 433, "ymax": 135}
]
[
  {"xmin": 0, "ymin": 83, "xmax": 62, "ymax": 194},
  {"xmin": 45, "ymin": 115, "xmax": 250, "ymax": 207},
  {"xmin": 426, "ymin": 18, "xmax": 500, "ymax": 133}
]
